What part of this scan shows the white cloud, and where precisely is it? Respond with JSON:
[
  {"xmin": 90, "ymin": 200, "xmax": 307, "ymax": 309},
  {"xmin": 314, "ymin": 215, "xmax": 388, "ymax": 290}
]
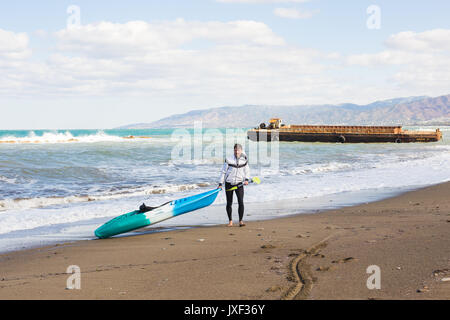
[
  {"xmin": 49, "ymin": 19, "xmax": 329, "ymax": 99},
  {"xmin": 2, "ymin": 23, "xmax": 450, "ymax": 108},
  {"xmin": 346, "ymin": 29, "xmax": 450, "ymax": 96},
  {"xmin": 273, "ymin": 7, "xmax": 318, "ymax": 19},
  {"xmin": 1, "ymin": 21, "xmax": 329, "ymax": 101},
  {"xmin": 0, "ymin": 29, "xmax": 34, "ymax": 97},
  {"xmin": 347, "ymin": 29, "xmax": 450, "ymax": 67},
  {"xmin": 54, "ymin": 19, "xmax": 285, "ymax": 58},
  {"xmin": 0, "ymin": 28, "xmax": 31, "ymax": 59},
  {"xmin": 385, "ymin": 29, "xmax": 450, "ymax": 53}
]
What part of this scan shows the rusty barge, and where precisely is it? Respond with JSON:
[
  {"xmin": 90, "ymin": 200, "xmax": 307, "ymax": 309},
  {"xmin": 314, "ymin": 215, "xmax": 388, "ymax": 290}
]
[{"xmin": 247, "ymin": 119, "xmax": 442, "ymax": 143}]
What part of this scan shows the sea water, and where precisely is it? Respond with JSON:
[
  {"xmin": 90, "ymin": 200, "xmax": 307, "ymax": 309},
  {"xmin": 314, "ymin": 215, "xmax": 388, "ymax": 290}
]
[{"xmin": 0, "ymin": 127, "xmax": 449, "ymax": 252}]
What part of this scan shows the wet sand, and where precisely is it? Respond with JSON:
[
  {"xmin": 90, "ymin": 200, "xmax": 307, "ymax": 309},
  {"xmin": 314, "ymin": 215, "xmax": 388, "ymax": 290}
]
[{"xmin": 0, "ymin": 182, "xmax": 449, "ymax": 300}]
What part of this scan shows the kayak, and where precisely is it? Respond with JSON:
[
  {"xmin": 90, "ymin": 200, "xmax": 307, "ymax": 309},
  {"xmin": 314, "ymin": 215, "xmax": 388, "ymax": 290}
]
[{"xmin": 95, "ymin": 188, "xmax": 220, "ymax": 239}]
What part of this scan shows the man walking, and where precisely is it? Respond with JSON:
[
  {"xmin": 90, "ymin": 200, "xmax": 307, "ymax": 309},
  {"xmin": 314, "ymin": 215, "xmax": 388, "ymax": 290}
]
[{"xmin": 218, "ymin": 144, "xmax": 250, "ymax": 227}]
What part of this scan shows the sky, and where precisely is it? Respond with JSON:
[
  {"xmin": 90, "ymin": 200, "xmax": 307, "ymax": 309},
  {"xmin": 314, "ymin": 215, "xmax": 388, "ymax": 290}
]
[{"xmin": 1, "ymin": 0, "xmax": 450, "ymax": 129}]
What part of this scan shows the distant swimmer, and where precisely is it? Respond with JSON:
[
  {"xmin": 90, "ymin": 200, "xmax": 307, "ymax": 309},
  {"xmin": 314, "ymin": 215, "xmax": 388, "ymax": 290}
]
[{"xmin": 218, "ymin": 143, "xmax": 250, "ymax": 227}]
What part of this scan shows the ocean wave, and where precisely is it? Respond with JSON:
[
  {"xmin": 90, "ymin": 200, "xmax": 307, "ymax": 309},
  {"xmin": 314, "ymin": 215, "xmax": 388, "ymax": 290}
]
[
  {"xmin": 280, "ymin": 162, "xmax": 354, "ymax": 176},
  {"xmin": 19, "ymin": 166, "xmax": 111, "ymax": 181},
  {"xmin": 0, "ymin": 174, "xmax": 36, "ymax": 186},
  {"xmin": 0, "ymin": 175, "xmax": 18, "ymax": 185},
  {"xmin": 0, "ymin": 131, "xmax": 152, "ymax": 144},
  {"xmin": 0, "ymin": 182, "xmax": 211, "ymax": 212},
  {"xmin": 163, "ymin": 157, "xmax": 225, "ymax": 166}
]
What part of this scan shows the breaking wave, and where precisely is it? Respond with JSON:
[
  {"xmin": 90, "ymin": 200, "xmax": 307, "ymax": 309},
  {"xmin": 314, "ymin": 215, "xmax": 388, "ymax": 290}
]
[
  {"xmin": 0, "ymin": 131, "xmax": 151, "ymax": 144},
  {"xmin": 0, "ymin": 182, "xmax": 211, "ymax": 212}
]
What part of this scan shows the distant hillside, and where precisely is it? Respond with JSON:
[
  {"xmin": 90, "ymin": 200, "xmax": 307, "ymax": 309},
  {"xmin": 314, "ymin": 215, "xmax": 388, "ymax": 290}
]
[{"xmin": 117, "ymin": 94, "xmax": 450, "ymax": 129}]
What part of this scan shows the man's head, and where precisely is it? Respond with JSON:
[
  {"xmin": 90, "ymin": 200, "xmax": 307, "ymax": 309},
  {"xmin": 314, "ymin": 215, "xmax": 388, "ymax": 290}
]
[{"xmin": 234, "ymin": 143, "xmax": 243, "ymax": 158}]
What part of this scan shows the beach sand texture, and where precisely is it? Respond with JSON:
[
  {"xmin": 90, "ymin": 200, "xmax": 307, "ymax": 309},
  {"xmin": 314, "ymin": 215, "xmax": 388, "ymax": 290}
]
[{"xmin": 0, "ymin": 182, "xmax": 449, "ymax": 300}]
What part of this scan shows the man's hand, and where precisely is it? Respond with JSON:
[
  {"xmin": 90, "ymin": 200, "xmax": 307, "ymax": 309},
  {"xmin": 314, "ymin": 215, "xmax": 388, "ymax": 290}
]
[
  {"xmin": 244, "ymin": 181, "xmax": 249, "ymax": 185},
  {"xmin": 218, "ymin": 183, "xmax": 223, "ymax": 189}
]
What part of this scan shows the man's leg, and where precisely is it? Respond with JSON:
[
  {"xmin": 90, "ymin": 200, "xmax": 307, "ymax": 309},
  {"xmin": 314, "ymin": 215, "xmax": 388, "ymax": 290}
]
[
  {"xmin": 225, "ymin": 182, "xmax": 233, "ymax": 225},
  {"xmin": 236, "ymin": 185, "xmax": 245, "ymax": 225}
]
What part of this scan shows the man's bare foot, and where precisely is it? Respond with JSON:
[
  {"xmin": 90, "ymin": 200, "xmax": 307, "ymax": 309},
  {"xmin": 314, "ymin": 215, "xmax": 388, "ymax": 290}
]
[
  {"xmin": 227, "ymin": 221, "xmax": 233, "ymax": 227},
  {"xmin": 239, "ymin": 221, "xmax": 246, "ymax": 227}
]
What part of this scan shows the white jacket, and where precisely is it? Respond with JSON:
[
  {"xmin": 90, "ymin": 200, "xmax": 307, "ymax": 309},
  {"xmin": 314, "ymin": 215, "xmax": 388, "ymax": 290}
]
[{"xmin": 219, "ymin": 153, "xmax": 250, "ymax": 186}]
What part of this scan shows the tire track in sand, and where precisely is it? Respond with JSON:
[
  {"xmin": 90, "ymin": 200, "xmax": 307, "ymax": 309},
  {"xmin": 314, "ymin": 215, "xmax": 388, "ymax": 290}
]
[{"xmin": 282, "ymin": 235, "xmax": 334, "ymax": 300}]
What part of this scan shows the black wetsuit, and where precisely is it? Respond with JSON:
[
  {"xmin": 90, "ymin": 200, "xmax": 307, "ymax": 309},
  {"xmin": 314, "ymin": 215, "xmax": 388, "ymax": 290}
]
[{"xmin": 225, "ymin": 182, "xmax": 244, "ymax": 222}]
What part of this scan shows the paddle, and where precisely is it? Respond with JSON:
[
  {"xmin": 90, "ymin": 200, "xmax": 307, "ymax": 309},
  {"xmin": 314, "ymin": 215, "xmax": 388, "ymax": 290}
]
[{"xmin": 224, "ymin": 177, "xmax": 261, "ymax": 191}]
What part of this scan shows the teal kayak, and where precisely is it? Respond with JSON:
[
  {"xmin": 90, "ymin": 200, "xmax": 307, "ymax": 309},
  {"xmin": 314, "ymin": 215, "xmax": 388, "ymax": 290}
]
[{"xmin": 95, "ymin": 188, "xmax": 220, "ymax": 239}]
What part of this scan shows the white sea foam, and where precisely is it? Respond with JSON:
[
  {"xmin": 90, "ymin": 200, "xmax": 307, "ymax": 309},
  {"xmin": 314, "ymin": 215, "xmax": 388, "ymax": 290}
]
[
  {"xmin": 0, "ymin": 131, "xmax": 148, "ymax": 144},
  {"xmin": 280, "ymin": 162, "xmax": 354, "ymax": 175},
  {"xmin": 0, "ymin": 182, "xmax": 210, "ymax": 212},
  {"xmin": 0, "ymin": 175, "xmax": 18, "ymax": 184}
]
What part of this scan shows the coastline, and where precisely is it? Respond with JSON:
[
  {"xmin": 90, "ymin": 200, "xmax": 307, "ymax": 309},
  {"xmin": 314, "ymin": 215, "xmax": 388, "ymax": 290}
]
[
  {"xmin": 0, "ymin": 181, "xmax": 438, "ymax": 255},
  {"xmin": 0, "ymin": 181, "xmax": 449, "ymax": 299}
]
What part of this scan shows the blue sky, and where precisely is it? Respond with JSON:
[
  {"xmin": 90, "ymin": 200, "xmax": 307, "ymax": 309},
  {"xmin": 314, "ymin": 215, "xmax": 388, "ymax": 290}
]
[{"xmin": 1, "ymin": 0, "xmax": 450, "ymax": 129}]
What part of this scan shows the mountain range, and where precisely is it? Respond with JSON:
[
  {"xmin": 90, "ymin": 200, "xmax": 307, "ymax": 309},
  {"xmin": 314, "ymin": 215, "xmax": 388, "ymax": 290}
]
[{"xmin": 117, "ymin": 94, "xmax": 450, "ymax": 129}]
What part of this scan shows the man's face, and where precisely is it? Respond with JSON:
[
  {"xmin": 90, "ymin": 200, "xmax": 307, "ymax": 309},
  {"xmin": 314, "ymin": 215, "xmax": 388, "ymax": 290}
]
[{"xmin": 234, "ymin": 147, "xmax": 242, "ymax": 158}]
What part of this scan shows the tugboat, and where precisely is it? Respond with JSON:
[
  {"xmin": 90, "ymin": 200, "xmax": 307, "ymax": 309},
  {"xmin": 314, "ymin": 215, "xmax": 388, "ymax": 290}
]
[{"xmin": 247, "ymin": 118, "xmax": 442, "ymax": 143}]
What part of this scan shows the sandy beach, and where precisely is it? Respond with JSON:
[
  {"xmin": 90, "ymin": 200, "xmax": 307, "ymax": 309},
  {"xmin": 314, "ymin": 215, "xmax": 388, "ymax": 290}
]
[{"xmin": 0, "ymin": 181, "xmax": 449, "ymax": 300}]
